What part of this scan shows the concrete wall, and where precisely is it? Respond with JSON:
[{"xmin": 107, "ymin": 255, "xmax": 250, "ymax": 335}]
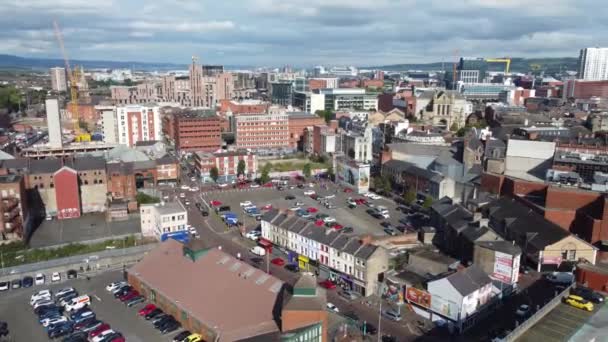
[
  {"xmin": 365, "ymin": 247, "xmax": 389, "ymax": 296},
  {"xmin": 282, "ymin": 310, "xmax": 328, "ymax": 342},
  {"xmin": 81, "ymin": 184, "xmax": 107, "ymax": 213}
]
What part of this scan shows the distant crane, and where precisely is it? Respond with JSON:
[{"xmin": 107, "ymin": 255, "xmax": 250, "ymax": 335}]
[
  {"xmin": 53, "ymin": 20, "xmax": 90, "ymax": 142},
  {"xmin": 486, "ymin": 58, "xmax": 512, "ymax": 74},
  {"xmin": 452, "ymin": 49, "xmax": 460, "ymax": 90}
]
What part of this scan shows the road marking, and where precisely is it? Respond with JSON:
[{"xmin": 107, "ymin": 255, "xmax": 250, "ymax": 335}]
[
  {"xmin": 406, "ymin": 323, "xmax": 415, "ymax": 335},
  {"xmin": 94, "ymin": 295, "xmax": 102, "ymax": 302}
]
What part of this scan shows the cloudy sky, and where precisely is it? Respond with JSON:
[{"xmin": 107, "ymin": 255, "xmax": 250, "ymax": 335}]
[{"xmin": 1, "ymin": 0, "xmax": 606, "ymax": 66}]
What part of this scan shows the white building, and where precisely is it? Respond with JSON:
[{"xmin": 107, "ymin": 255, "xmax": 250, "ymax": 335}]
[
  {"xmin": 45, "ymin": 98, "xmax": 62, "ymax": 148},
  {"xmin": 97, "ymin": 105, "xmax": 118, "ymax": 144},
  {"xmin": 426, "ymin": 265, "xmax": 495, "ymax": 332},
  {"xmin": 115, "ymin": 104, "xmax": 161, "ymax": 147},
  {"xmin": 50, "ymin": 67, "xmax": 67, "ymax": 92},
  {"xmin": 340, "ymin": 126, "xmax": 373, "ymax": 163},
  {"xmin": 578, "ymin": 47, "xmax": 608, "ymax": 81},
  {"xmin": 140, "ymin": 201, "xmax": 188, "ymax": 240},
  {"xmin": 310, "ymin": 88, "xmax": 378, "ymax": 113}
]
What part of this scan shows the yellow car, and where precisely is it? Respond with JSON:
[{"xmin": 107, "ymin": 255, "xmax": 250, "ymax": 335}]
[
  {"xmin": 185, "ymin": 333, "xmax": 203, "ymax": 342},
  {"xmin": 563, "ymin": 295, "xmax": 594, "ymax": 311}
]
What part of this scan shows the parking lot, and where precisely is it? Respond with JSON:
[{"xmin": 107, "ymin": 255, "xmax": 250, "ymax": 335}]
[
  {"xmin": 0, "ymin": 270, "xmax": 186, "ymax": 341},
  {"xmin": 200, "ymin": 182, "xmax": 426, "ymax": 238},
  {"xmin": 517, "ymin": 301, "xmax": 604, "ymax": 342}
]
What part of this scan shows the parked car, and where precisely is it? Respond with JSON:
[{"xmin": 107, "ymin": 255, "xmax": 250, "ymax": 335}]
[
  {"xmin": 62, "ymin": 331, "xmax": 88, "ymax": 342},
  {"xmin": 570, "ymin": 287, "xmax": 605, "ymax": 303},
  {"xmin": 160, "ymin": 319, "xmax": 181, "ymax": 334},
  {"xmin": 0, "ymin": 282, "xmax": 8, "ymax": 291},
  {"xmin": 106, "ymin": 282, "xmax": 127, "ymax": 292},
  {"xmin": 285, "ymin": 195, "xmax": 296, "ymax": 200},
  {"xmin": 239, "ymin": 201, "xmax": 253, "ymax": 207},
  {"xmin": 319, "ymin": 279, "xmax": 336, "ymax": 289},
  {"xmin": 10, "ymin": 279, "xmax": 21, "ymax": 289},
  {"xmin": 145, "ymin": 308, "xmax": 164, "ymax": 320},
  {"xmin": 563, "ymin": 295, "xmax": 594, "ymax": 311},
  {"xmin": 184, "ymin": 333, "xmax": 203, "ymax": 342},
  {"xmin": 173, "ymin": 330, "xmax": 192, "ymax": 342},
  {"xmin": 546, "ymin": 272, "xmax": 574, "ymax": 285},
  {"xmin": 88, "ymin": 323, "xmax": 111, "ymax": 339},
  {"xmin": 126, "ymin": 296, "xmax": 145, "ymax": 307},
  {"xmin": 138, "ymin": 304, "xmax": 157, "ymax": 316},
  {"xmin": 271, "ymin": 258, "xmax": 285, "ymax": 266},
  {"xmin": 56, "ymin": 287, "xmax": 76, "ymax": 298},
  {"xmin": 74, "ymin": 318, "xmax": 100, "ymax": 331},
  {"xmin": 285, "ymin": 264, "xmax": 300, "ymax": 273},
  {"xmin": 382, "ymin": 309, "xmax": 402, "ymax": 321},
  {"xmin": 250, "ymin": 246, "xmax": 266, "ymax": 256},
  {"xmin": 22, "ymin": 276, "xmax": 33, "ymax": 288},
  {"xmin": 48, "ymin": 322, "xmax": 73, "ymax": 339},
  {"xmin": 34, "ymin": 273, "xmax": 45, "ymax": 285},
  {"xmin": 326, "ymin": 303, "xmax": 339, "ymax": 313},
  {"xmin": 51, "ymin": 272, "xmax": 61, "ymax": 282}
]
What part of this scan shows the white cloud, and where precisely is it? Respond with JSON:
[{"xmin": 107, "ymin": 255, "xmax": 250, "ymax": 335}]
[{"xmin": 128, "ymin": 20, "xmax": 236, "ymax": 33}]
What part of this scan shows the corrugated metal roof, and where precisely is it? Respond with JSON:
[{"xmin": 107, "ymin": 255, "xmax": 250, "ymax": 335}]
[{"xmin": 506, "ymin": 139, "xmax": 555, "ymax": 159}]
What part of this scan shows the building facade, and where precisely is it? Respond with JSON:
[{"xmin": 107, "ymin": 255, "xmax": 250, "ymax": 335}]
[
  {"xmin": 50, "ymin": 67, "xmax": 67, "ymax": 92},
  {"xmin": 578, "ymin": 47, "xmax": 608, "ymax": 81},
  {"xmin": 288, "ymin": 112, "xmax": 325, "ymax": 150},
  {"xmin": 140, "ymin": 202, "xmax": 187, "ymax": 240},
  {"xmin": 193, "ymin": 150, "xmax": 257, "ymax": 183},
  {"xmin": 0, "ymin": 174, "xmax": 28, "ymax": 242},
  {"xmin": 171, "ymin": 111, "xmax": 222, "ymax": 153},
  {"xmin": 116, "ymin": 105, "xmax": 162, "ymax": 147},
  {"xmin": 234, "ymin": 107, "xmax": 291, "ymax": 152}
]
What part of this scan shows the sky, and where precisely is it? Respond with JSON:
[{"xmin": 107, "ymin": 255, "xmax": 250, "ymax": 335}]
[{"xmin": 1, "ymin": 0, "xmax": 607, "ymax": 67}]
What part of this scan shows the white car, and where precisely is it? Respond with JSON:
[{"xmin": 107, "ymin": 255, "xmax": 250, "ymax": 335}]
[
  {"xmin": 289, "ymin": 206, "xmax": 301, "ymax": 211},
  {"xmin": 217, "ymin": 183, "xmax": 228, "ymax": 188},
  {"xmin": 326, "ymin": 302, "xmax": 339, "ymax": 313},
  {"xmin": 105, "ymin": 281, "xmax": 127, "ymax": 292},
  {"xmin": 323, "ymin": 217, "xmax": 336, "ymax": 223},
  {"xmin": 245, "ymin": 230, "xmax": 261, "ymax": 240},
  {"xmin": 41, "ymin": 316, "xmax": 67, "ymax": 327},
  {"xmin": 34, "ymin": 273, "xmax": 45, "ymax": 285},
  {"xmin": 51, "ymin": 272, "xmax": 61, "ymax": 282},
  {"xmin": 180, "ymin": 185, "xmax": 190, "ymax": 190},
  {"xmin": 303, "ymin": 190, "xmax": 315, "ymax": 196},
  {"xmin": 190, "ymin": 186, "xmax": 199, "ymax": 192},
  {"xmin": 30, "ymin": 290, "xmax": 52, "ymax": 304},
  {"xmin": 55, "ymin": 287, "xmax": 75, "ymax": 298},
  {"xmin": 250, "ymin": 184, "xmax": 260, "ymax": 188},
  {"xmin": 250, "ymin": 246, "xmax": 266, "ymax": 256},
  {"xmin": 179, "ymin": 193, "xmax": 185, "ymax": 198},
  {"xmin": 33, "ymin": 299, "xmax": 54, "ymax": 310},
  {"xmin": 368, "ymin": 194, "xmax": 381, "ymax": 200},
  {"xmin": 92, "ymin": 330, "xmax": 116, "ymax": 342},
  {"xmin": 240, "ymin": 201, "xmax": 253, "ymax": 207}
]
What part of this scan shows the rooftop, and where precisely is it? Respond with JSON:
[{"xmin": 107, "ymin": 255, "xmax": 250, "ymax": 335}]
[
  {"xmin": 129, "ymin": 241, "xmax": 284, "ymax": 341},
  {"xmin": 144, "ymin": 201, "xmax": 186, "ymax": 216},
  {"xmin": 442, "ymin": 265, "xmax": 492, "ymax": 296}
]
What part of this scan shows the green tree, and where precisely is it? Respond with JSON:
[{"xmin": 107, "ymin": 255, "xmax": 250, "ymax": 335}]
[
  {"xmin": 326, "ymin": 165, "xmax": 335, "ymax": 181},
  {"xmin": 302, "ymin": 163, "xmax": 312, "ymax": 179},
  {"xmin": 449, "ymin": 122, "xmax": 459, "ymax": 132},
  {"xmin": 0, "ymin": 86, "xmax": 22, "ymax": 112},
  {"xmin": 422, "ymin": 196, "xmax": 434, "ymax": 209},
  {"xmin": 210, "ymin": 166, "xmax": 219, "ymax": 183},
  {"xmin": 403, "ymin": 190, "xmax": 416, "ymax": 205},
  {"xmin": 314, "ymin": 109, "xmax": 333, "ymax": 124},
  {"xmin": 260, "ymin": 163, "xmax": 271, "ymax": 184},
  {"xmin": 136, "ymin": 192, "xmax": 160, "ymax": 205},
  {"xmin": 237, "ymin": 159, "xmax": 246, "ymax": 177},
  {"xmin": 123, "ymin": 78, "xmax": 135, "ymax": 86}
]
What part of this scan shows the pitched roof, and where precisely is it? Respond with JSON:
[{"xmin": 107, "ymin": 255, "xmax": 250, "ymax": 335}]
[
  {"xmin": 129, "ymin": 241, "xmax": 283, "ymax": 341},
  {"xmin": 29, "ymin": 158, "xmax": 62, "ymax": 174},
  {"xmin": 475, "ymin": 240, "xmax": 522, "ymax": 256},
  {"xmin": 445, "ymin": 265, "xmax": 492, "ymax": 296},
  {"xmin": 67, "ymin": 156, "xmax": 106, "ymax": 171}
]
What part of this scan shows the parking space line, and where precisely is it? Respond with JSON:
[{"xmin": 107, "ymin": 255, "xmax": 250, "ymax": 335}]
[{"xmin": 94, "ymin": 294, "xmax": 102, "ymax": 302}]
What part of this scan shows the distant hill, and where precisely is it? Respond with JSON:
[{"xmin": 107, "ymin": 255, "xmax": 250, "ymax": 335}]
[
  {"xmin": 0, "ymin": 54, "xmax": 252, "ymax": 71},
  {"xmin": 371, "ymin": 57, "xmax": 579, "ymax": 74}
]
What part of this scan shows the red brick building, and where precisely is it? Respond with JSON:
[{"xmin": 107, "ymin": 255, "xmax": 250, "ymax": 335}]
[
  {"xmin": 218, "ymin": 99, "xmax": 269, "ymax": 114},
  {"xmin": 563, "ymin": 79, "xmax": 608, "ymax": 99},
  {"xmin": 167, "ymin": 111, "xmax": 222, "ymax": 153},
  {"xmin": 0, "ymin": 174, "xmax": 28, "ymax": 241},
  {"xmin": 361, "ymin": 79, "xmax": 384, "ymax": 89},
  {"xmin": 288, "ymin": 112, "xmax": 324, "ymax": 149},
  {"xmin": 54, "ymin": 166, "xmax": 81, "ymax": 220},
  {"xmin": 193, "ymin": 150, "xmax": 257, "ymax": 183},
  {"xmin": 308, "ymin": 79, "xmax": 328, "ymax": 91}
]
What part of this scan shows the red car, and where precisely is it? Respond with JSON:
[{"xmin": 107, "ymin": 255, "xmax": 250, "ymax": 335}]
[
  {"xmin": 263, "ymin": 182, "xmax": 274, "ymax": 188},
  {"xmin": 343, "ymin": 188, "xmax": 353, "ymax": 193},
  {"xmin": 314, "ymin": 219, "xmax": 324, "ymax": 227},
  {"xmin": 307, "ymin": 207, "xmax": 318, "ymax": 213},
  {"xmin": 319, "ymin": 279, "xmax": 336, "ymax": 289},
  {"xmin": 138, "ymin": 304, "xmax": 157, "ymax": 316},
  {"xmin": 262, "ymin": 204, "xmax": 273, "ymax": 210},
  {"xmin": 331, "ymin": 224, "xmax": 344, "ymax": 230},
  {"xmin": 271, "ymin": 258, "xmax": 285, "ymax": 266},
  {"xmin": 355, "ymin": 198, "xmax": 367, "ymax": 205},
  {"xmin": 209, "ymin": 200, "xmax": 222, "ymax": 206},
  {"xmin": 109, "ymin": 336, "xmax": 125, "ymax": 342},
  {"xmin": 119, "ymin": 290, "xmax": 139, "ymax": 302},
  {"xmin": 88, "ymin": 323, "xmax": 111, "ymax": 338}
]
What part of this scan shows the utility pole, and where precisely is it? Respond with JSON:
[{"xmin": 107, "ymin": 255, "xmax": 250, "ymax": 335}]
[{"xmin": 377, "ymin": 301, "xmax": 382, "ymax": 342}]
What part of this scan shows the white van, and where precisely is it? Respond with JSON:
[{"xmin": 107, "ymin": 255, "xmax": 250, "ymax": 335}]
[
  {"xmin": 250, "ymin": 246, "xmax": 266, "ymax": 256},
  {"xmin": 64, "ymin": 295, "xmax": 91, "ymax": 312}
]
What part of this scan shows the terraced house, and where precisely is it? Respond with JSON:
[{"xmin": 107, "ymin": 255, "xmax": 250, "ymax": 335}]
[{"xmin": 261, "ymin": 210, "xmax": 389, "ymax": 297}]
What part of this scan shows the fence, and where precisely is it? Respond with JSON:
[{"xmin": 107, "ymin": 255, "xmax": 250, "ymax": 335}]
[
  {"xmin": 502, "ymin": 283, "xmax": 574, "ymax": 341},
  {"xmin": 0, "ymin": 243, "xmax": 157, "ymax": 282}
]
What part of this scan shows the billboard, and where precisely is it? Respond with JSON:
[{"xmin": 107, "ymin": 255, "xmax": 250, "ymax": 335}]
[
  {"xmin": 429, "ymin": 294, "xmax": 459, "ymax": 321},
  {"xmin": 336, "ymin": 159, "xmax": 370, "ymax": 194},
  {"xmin": 406, "ymin": 287, "xmax": 431, "ymax": 308},
  {"xmin": 492, "ymin": 251, "xmax": 514, "ymax": 283},
  {"xmin": 161, "ymin": 230, "xmax": 190, "ymax": 243}
]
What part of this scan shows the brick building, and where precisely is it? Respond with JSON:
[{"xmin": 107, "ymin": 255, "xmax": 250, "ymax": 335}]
[
  {"xmin": 193, "ymin": 150, "xmax": 257, "ymax": 183},
  {"xmin": 218, "ymin": 99, "xmax": 269, "ymax": 114},
  {"xmin": 114, "ymin": 104, "xmax": 162, "ymax": 147},
  {"xmin": 288, "ymin": 112, "xmax": 325, "ymax": 150},
  {"xmin": 234, "ymin": 106, "xmax": 291, "ymax": 152},
  {"xmin": 167, "ymin": 111, "xmax": 222, "ymax": 153},
  {"xmin": 563, "ymin": 79, "xmax": 608, "ymax": 99},
  {"xmin": 361, "ymin": 79, "xmax": 384, "ymax": 89},
  {"xmin": 54, "ymin": 167, "xmax": 81, "ymax": 220},
  {"xmin": 0, "ymin": 174, "xmax": 28, "ymax": 241}
]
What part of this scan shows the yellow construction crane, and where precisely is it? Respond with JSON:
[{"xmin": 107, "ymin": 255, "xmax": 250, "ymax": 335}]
[
  {"xmin": 486, "ymin": 58, "xmax": 511, "ymax": 74},
  {"xmin": 53, "ymin": 20, "xmax": 90, "ymax": 143}
]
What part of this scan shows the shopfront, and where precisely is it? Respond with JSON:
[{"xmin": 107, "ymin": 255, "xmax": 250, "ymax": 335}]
[
  {"xmin": 288, "ymin": 251, "xmax": 298, "ymax": 265},
  {"xmin": 298, "ymin": 255, "xmax": 310, "ymax": 271}
]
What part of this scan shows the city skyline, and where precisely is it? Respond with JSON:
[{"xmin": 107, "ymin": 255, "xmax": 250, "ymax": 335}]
[{"xmin": 1, "ymin": 0, "xmax": 606, "ymax": 66}]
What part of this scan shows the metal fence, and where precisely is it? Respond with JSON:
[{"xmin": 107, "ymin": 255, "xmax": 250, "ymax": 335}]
[
  {"xmin": 0, "ymin": 243, "xmax": 157, "ymax": 279},
  {"xmin": 502, "ymin": 283, "xmax": 574, "ymax": 342}
]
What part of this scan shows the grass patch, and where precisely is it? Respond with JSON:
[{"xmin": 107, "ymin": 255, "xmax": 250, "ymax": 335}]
[{"xmin": 0, "ymin": 235, "xmax": 153, "ymax": 268}]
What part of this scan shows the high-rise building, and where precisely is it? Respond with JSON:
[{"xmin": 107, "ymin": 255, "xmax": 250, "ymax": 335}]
[
  {"xmin": 50, "ymin": 67, "xmax": 67, "ymax": 92},
  {"xmin": 578, "ymin": 47, "xmax": 608, "ymax": 81},
  {"xmin": 235, "ymin": 106, "xmax": 290, "ymax": 152},
  {"xmin": 98, "ymin": 105, "xmax": 118, "ymax": 144},
  {"xmin": 115, "ymin": 104, "xmax": 161, "ymax": 147},
  {"xmin": 45, "ymin": 98, "xmax": 62, "ymax": 148},
  {"xmin": 216, "ymin": 73, "xmax": 234, "ymax": 101},
  {"xmin": 457, "ymin": 58, "xmax": 488, "ymax": 84},
  {"xmin": 189, "ymin": 59, "xmax": 204, "ymax": 107},
  {"xmin": 170, "ymin": 110, "xmax": 222, "ymax": 153}
]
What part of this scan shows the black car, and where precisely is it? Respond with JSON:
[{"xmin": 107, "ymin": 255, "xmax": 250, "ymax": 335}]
[
  {"xmin": 380, "ymin": 221, "xmax": 393, "ymax": 228},
  {"xmin": 361, "ymin": 322, "xmax": 377, "ymax": 335},
  {"xmin": 48, "ymin": 323, "xmax": 73, "ymax": 339},
  {"xmin": 100, "ymin": 332, "xmax": 123, "ymax": 342},
  {"xmin": 571, "ymin": 287, "xmax": 605, "ymax": 303},
  {"xmin": 154, "ymin": 316, "xmax": 176, "ymax": 329},
  {"xmin": 67, "ymin": 269, "xmax": 78, "ymax": 279},
  {"xmin": 381, "ymin": 335, "xmax": 397, "ymax": 342},
  {"xmin": 343, "ymin": 311, "xmax": 359, "ymax": 321},
  {"xmin": 73, "ymin": 318, "xmax": 99, "ymax": 331},
  {"xmin": 62, "ymin": 331, "xmax": 87, "ymax": 342},
  {"xmin": 173, "ymin": 330, "xmax": 192, "ymax": 342},
  {"xmin": 37, "ymin": 306, "xmax": 62, "ymax": 317},
  {"xmin": 22, "ymin": 276, "xmax": 33, "ymax": 288},
  {"xmin": 0, "ymin": 321, "xmax": 8, "ymax": 337},
  {"xmin": 342, "ymin": 227, "xmax": 354, "ymax": 234},
  {"xmin": 113, "ymin": 286, "xmax": 133, "ymax": 298},
  {"xmin": 35, "ymin": 304, "xmax": 60, "ymax": 315},
  {"xmin": 145, "ymin": 308, "xmax": 164, "ymax": 320},
  {"xmin": 285, "ymin": 195, "xmax": 295, "ymax": 200},
  {"xmin": 285, "ymin": 264, "xmax": 300, "ymax": 273},
  {"xmin": 160, "ymin": 319, "xmax": 181, "ymax": 334},
  {"xmin": 201, "ymin": 210, "xmax": 209, "ymax": 217},
  {"xmin": 297, "ymin": 184, "xmax": 305, "ymax": 189}
]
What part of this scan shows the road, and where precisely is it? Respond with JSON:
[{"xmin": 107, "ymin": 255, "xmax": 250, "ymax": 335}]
[{"xmin": 161, "ymin": 167, "xmax": 436, "ymax": 342}]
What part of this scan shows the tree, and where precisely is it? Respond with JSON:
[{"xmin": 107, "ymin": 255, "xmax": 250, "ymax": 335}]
[
  {"xmin": 315, "ymin": 109, "xmax": 333, "ymax": 124},
  {"xmin": 123, "ymin": 78, "xmax": 135, "ymax": 86},
  {"xmin": 449, "ymin": 122, "xmax": 459, "ymax": 132},
  {"xmin": 326, "ymin": 165, "xmax": 335, "ymax": 181},
  {"xmin": 210, "ymin": 167, "xmax": 219, "ymax": 183},
  {"xmin": 422, "ymin": 196, "xmax": 434, "ymax": 209},
  {"xmin": 237, "ymin": 159, "xmax": 246, "ymax": 177},
  {"xmin": 136, "ymin": 192, "xmax": 160, "ymax": 205},
  {"xmin": 0, "ymin": 86, "xmax": 22, "ymax": 113},
  {"xmin": 260, "ymin": 163, "xmax": 271, "ymax": 184},
  {"xmin": 403, "ymin": 190, "xmax": 416, "ymax": 205},
  {"xmin": 302, "ymin": 163, "xmax": 312, "ymax": 179}
]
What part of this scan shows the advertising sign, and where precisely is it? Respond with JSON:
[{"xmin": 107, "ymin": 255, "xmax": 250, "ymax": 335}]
[
  {"xmin": 336, "ymin": 159, "xmax": 370, "ymax": 194},
  {"xmin": 542, "ymin": 255, "xmax": 563, "ymax": 265},
  {"xmin": 161, "ymin": 230, "xmax": 190, "ymax": 243},
  {"xmin": 492, "ymin": 251, "xmax": 514, "ymax": 283},
  {"xmin": 406, "ymin": 287, "xmax": 431, "ymax": 308}
]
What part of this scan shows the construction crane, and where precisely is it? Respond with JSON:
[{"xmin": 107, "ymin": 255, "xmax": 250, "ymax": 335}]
[
  {"xmin": 53, "ymin": 20, "xmax": 90, "ymax": 143},
  {"xmin": 485, "ymin": 58, "xmax": 511, "ymax": 74}
]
